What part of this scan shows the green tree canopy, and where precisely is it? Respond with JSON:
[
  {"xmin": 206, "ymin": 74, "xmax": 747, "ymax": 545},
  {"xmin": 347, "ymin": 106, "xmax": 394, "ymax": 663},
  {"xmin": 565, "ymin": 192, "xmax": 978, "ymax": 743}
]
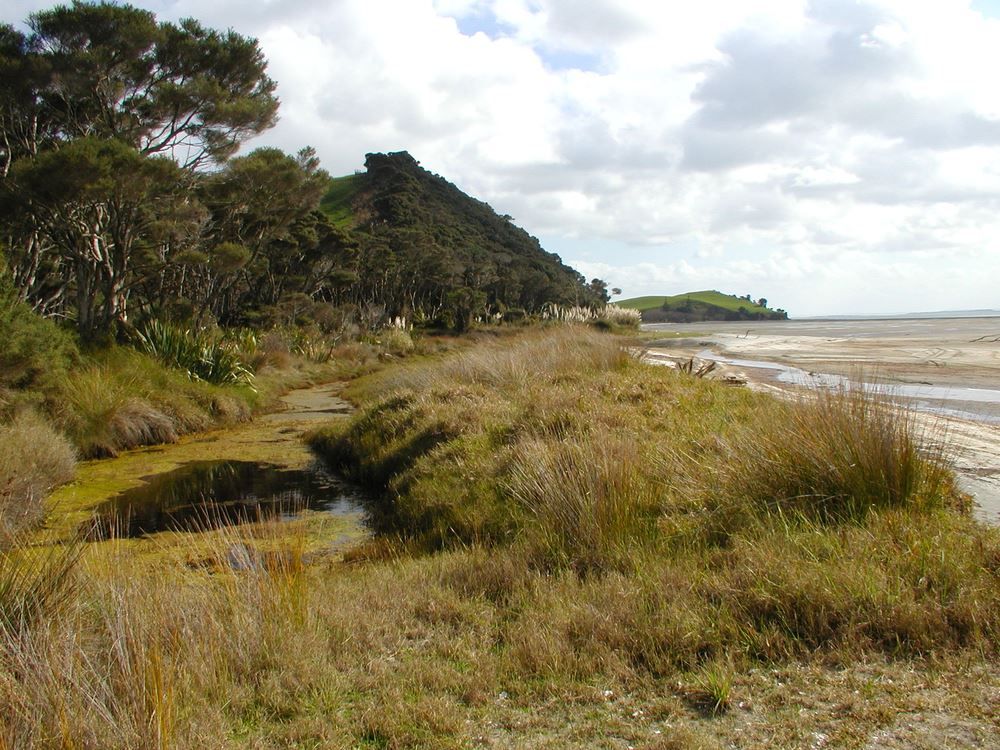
[
  {"xmin": 0, "ymin": 1, "xmax": 281, "ymax": 337},
  {"xmin": 1, "ymin": 1, "xmax": 278, "ymax": 169}
]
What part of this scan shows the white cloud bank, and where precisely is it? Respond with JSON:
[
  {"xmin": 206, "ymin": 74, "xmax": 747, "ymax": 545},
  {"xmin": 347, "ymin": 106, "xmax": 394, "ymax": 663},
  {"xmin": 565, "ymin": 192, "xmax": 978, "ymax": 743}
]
[{"xmin": 5, "ymin": 0, "xmax": 1000, "ymax": 315}]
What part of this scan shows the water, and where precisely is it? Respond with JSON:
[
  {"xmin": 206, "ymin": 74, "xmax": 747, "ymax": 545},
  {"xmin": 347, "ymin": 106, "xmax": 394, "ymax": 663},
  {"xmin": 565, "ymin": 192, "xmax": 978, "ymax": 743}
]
[
  {"xmin": 90, "ymin": 459, "xmax": 367, "ymax": 539},
  {"xmin": 693, "ymin": 349, "xmax": 1000, "ymax": 423}
]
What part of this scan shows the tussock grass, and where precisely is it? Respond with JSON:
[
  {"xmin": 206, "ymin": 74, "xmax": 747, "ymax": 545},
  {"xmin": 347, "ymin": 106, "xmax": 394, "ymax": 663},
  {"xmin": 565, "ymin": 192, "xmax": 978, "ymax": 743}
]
[
  {"xmin": 708, "ymin": 387, "xmax": 955, "ymax": 523},
  {"xmin": 0, "ymin": 411, "xmax": 76, "ymax": 539},
  {"xmin": 0, "ymin": 537, "xmax": 82, "ymax": 637},
  {"xmin": 312, "ymin": 326, "xmax": 996, "ymax": 661},
  {"xmin": 53, "ymin": 348, "xmax": 257, "ymax": 457},
  {"xmin": 508, "ymin": 434, "xmax": 660, "ymax": 573},
  {"xmin": 1, "ymin": 326, "xmax": 997, "ymax": 747}
]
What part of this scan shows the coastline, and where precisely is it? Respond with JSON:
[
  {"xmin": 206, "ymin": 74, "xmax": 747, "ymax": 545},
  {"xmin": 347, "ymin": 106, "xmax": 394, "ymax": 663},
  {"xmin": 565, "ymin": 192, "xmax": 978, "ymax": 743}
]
[{"xmin": 642, "ymin": 317, "xmax": 1000, "ymax": 525}]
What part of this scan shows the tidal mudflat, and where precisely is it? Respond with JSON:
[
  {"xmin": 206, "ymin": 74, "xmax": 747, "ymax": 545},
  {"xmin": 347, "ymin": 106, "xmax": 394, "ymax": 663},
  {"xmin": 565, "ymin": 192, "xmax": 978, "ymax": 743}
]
[{"xmin": 644, "ymin": 316, "xmax": 1000, "ymax": 524}]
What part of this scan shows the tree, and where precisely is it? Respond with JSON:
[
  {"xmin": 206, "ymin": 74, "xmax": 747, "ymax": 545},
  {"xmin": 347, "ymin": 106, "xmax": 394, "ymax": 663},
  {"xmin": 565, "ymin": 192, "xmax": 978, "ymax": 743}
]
[
  {"xmin": 3, "ymin": 137, "xmax": 185, "ymax": 336},
  {"xmin": 589, "ymin": 278, "xmax": 610, "ymax": 305},
  {"xmin": 2, "ymin": 2, "xmax": 278, "ymax": 168},
  {"xmin": 0, "ymin": 1, "xmax": 279, "ymax": 335},
  {"xmin": 197, "ymin": 147, "xmax": 336, "ymax": 324}
]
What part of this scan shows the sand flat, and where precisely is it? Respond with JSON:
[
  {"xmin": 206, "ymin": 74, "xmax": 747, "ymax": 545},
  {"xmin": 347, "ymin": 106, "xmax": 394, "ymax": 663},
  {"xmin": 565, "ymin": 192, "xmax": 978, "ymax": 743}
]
[{"xmin": 643, "ymin": 316, "xmax": 1000, "ymax": 524}]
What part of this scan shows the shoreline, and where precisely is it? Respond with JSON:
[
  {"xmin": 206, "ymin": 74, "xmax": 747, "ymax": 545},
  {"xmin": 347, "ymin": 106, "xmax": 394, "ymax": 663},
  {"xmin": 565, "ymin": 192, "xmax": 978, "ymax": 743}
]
[{"xmin": 642, "ymin": 318, "xmax": 1000, "ymax": 525}]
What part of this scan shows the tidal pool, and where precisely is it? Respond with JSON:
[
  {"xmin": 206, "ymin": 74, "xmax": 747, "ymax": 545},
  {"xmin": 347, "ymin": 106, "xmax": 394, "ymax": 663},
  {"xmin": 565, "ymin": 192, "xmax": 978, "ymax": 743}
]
[{"xmin": 89, "ymin": 459, "xmax": 367, "ymax": 539}]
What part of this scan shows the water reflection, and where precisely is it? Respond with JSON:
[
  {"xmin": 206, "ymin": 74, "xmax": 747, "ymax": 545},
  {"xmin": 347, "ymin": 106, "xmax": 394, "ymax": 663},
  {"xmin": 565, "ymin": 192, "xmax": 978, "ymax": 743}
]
[{"xmin": 90, "ymin": 460, "xmax": 366, "ymax": 539}]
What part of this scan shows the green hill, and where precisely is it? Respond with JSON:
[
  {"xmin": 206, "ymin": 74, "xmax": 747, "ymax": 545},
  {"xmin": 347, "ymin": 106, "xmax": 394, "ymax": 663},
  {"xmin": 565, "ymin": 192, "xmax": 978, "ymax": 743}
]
[
  {"xmin": 318, "ymin": 152, "xmax": 606, "ymax": 329},
  {"xmin": 619, "ymin": 290, "xmax": 787, "ymax": 322}
]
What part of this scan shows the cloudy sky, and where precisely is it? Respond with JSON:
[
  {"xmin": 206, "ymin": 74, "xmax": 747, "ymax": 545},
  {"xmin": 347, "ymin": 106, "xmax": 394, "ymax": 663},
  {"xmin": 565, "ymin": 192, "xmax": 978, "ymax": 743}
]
[{"xmin": 6, "ymin": 0, "xmax": 1000, "ymax": 316}]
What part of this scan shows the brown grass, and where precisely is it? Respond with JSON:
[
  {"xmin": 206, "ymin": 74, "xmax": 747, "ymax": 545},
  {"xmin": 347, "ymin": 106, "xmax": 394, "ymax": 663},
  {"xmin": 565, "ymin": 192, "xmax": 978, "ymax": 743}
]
[
  {"xmin": 0, "ymin": 411, "xmax": 76, "ymax": 539},
  {"xmin": 707, "ymin": 386, "xmax": 957, "ymax": 523},
  {"xmin": 0, "ymin": 326, "xmax": 997, "ymax": 748}
]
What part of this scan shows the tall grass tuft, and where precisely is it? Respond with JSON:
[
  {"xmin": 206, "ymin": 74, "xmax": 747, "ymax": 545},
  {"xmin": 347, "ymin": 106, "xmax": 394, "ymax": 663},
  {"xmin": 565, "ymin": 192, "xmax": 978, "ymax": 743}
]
[
  {"xmin": 708, "ymin": 386, "xmax": 956, "ymax": 524},
  {"xmin": 0, "ymin": 537, "xmax": 82, "ymax": 637},
  {"xmin": 541, "ymin": 303, "xmax": 642, "ymax": 329},
  {"xmin": 0, "ymin": 411, "xmax": 76, "ymax": 539},
  {"xmin": 53, "ymin": 348, "xmax": 256, "ymax": 457},
  {"xmin": 507, "ymin": 435, "xmax": 660, "ymax": 573}
]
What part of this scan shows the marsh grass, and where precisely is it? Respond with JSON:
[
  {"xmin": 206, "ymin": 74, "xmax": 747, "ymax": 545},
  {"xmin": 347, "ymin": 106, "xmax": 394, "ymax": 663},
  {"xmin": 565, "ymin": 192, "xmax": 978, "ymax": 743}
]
[
  {"xmin": 709, "ymin": 386, "xmax": 956, "ymax": 524},
  {"xmin": 53, "ymin": 348, "xmax": 258, "ymax": 457},
  {"xmin": 0, "ymin": 537, "xmax": 82, "ymax": 637},
  {"xmin": 2, "ymin": 326, "xmax": 998, "ymax": 748},
  {"xmin": 507, "ymin": 434, "xmax": 661, "ymax": 573}
]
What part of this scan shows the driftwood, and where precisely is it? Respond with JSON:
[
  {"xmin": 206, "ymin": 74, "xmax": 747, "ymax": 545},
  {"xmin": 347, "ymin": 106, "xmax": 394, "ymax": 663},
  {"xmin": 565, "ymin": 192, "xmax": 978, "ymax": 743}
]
[{"xmin": 677, "ymin": 357, "xmax": 717, "ymax": 378}]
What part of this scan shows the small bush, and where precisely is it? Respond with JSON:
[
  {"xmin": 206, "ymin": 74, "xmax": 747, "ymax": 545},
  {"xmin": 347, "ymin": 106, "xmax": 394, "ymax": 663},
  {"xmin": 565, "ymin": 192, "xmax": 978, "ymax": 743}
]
[
  {"xmin": 132, "ymin": 320, "xmax": 254, "ymax": 387},
  {"xmin": 0, "ymin": 411, "xmax": 76, "ymax": 539},
  {"xmin": 373, "ymin": 327, "xmax": 415, "ymax": 355},
  {"xmin": 53, "ymin": 349, "xmax": 254, "ymax": 457},
  {"xmin": 0, "ymin": 259, "xmax": 78, "ymax": 401},
  {"xmin": 540, "ymin": 303, "xmax": 642, "ymax": 329}
]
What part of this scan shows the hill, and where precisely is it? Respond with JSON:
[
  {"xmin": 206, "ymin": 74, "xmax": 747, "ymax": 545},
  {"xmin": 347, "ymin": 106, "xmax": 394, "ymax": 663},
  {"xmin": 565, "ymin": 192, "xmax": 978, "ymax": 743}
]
[
  {"xmin": 319, "ymin": 152, "xmax": 607, "ymax": 329},
  {"xmin": 618, "ymin": 290, "xmax": 788, "ymax": 322}
]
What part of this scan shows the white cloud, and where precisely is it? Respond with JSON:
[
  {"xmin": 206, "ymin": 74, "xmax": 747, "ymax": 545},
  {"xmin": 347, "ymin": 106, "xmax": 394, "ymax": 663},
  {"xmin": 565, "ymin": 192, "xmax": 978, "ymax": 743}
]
[{"xmin": 3, "ymin": 0, "xmax": 1000, "ymax": 314}]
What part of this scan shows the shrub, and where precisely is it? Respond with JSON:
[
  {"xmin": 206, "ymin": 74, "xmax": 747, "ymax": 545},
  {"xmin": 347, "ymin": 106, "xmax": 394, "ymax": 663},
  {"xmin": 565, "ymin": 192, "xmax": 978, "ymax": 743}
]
[
  {"xmin": 0, "ymin": 411, "xmax": 76, "ymax": 539},
  {"xmin": 132, "ymin": 320, "xmax": 254, "ymax": 387},
  {"xmin": 0, "ymin": 258, "xmax": 78, "ymax": 402},
  {"xmin": 540, "ymin": 304, "xmax": 642, "ymax": 329},
  {"xmin": 53, "ymin": 349, "xmax": 254, "ymax": 457}
]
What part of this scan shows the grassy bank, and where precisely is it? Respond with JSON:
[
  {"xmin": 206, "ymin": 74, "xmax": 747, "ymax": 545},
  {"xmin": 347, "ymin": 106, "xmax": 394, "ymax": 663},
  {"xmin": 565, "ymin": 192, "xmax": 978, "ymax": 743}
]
[
  {"xmin": 1, "ymin": 326, "xmax": 998, "ymax": 748},
  {"xmin": 0, "ymin": 324, "xmax": 398, "ymax": 540}
]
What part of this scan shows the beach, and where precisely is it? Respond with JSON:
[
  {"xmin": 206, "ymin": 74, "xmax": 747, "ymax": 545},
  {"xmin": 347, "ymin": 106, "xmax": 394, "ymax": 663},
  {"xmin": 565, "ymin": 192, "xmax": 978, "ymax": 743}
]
[{"xmin": 643, "ymin": 317, "xmax": 1000, "ymax": 524}]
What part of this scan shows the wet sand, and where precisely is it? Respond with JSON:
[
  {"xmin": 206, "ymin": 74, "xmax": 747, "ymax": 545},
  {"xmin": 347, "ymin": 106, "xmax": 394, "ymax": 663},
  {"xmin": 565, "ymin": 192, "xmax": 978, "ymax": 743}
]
[{"xmin": 643, "ymin": 317, "xmax": 1000, "ymax": 525}]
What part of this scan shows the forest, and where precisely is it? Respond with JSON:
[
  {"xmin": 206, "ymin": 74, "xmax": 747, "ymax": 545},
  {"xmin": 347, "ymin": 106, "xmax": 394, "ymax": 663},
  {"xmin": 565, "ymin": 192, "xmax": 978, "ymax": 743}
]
[{"xmin": 0, "ymin": 1, "xmax": 608, "ymax": 344}]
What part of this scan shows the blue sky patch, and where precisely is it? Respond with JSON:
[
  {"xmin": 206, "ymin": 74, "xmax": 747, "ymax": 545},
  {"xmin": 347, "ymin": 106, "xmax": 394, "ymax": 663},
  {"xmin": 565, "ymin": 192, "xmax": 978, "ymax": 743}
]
[
  {"xmin": 972, "ymin": 0, "xmax": 1000, "ymax": 19},
  {"xmin": 537, "ymin": 47, "xmax": 604, "ymax": 73}
]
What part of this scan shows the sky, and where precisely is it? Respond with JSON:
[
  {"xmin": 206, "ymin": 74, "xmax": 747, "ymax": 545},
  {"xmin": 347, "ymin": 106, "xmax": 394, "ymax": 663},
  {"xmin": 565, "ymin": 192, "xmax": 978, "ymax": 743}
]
[{"xmin": 5, "ymin": 0, "xmax": 1000, "ymax": 316}]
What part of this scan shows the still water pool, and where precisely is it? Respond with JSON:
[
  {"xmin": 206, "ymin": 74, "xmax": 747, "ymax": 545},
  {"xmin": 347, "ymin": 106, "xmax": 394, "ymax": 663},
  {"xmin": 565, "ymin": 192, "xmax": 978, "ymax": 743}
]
[{"xmin": 89, "ymin": 459, "xmax": 367, "ymax": 539}]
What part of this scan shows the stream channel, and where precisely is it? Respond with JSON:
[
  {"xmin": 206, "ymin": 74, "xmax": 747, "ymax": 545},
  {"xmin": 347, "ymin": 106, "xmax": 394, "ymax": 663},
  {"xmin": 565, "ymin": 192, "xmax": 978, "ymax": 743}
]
[{"xmin": 45, "ymin": 383, "xmax": 370, "ymax": 553}]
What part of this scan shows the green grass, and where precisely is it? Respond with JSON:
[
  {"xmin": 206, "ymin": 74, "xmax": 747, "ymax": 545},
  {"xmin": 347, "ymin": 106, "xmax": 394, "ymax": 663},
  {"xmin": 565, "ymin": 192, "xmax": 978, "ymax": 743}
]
[
  {"xmin": 618, "ymin": 289, "xmax": 771, "ymax": 313},
  {"xmin": 319, "ymin": 173, "xmax": 364, "ymax": 229},
  {"xmin": 2, "ymin": 326, "xmax": 997, "ymax": 748}
]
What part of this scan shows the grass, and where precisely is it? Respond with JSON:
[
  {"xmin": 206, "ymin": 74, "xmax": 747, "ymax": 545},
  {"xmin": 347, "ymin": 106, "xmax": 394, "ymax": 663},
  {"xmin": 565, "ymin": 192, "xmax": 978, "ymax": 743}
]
[
  {"xmin": 51, "ymin": 347, "xmax": 259, "ymax": 458},
  {"xmin": 1, "ymin": 326, "xmax": 997, "ymax": 747},
  {"xmin": 319, "ymin": 173, "xmax": 364, "ymax": 229},
  {"xmin": 0, "ymin": 411, "xmax": 76, "ymax": 540},
  {"xmin": 703, "ymin": 386, "xmax": 958, "ymax": 524}
]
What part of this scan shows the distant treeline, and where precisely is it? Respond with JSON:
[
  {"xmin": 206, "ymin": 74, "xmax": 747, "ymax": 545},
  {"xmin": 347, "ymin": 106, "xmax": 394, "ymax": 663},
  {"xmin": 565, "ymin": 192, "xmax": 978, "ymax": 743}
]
[{"xmin": 642, "ymin": 305, "xmax": 789, "ymax": 323}]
